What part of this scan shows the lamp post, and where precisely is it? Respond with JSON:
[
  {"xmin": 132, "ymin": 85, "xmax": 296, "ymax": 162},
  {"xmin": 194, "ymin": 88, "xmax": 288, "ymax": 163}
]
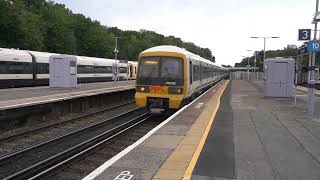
[
  {"xmin": 247, "ymin": 50, "xmax": 257, "ymax": 72},
  {"xmin": 250, "ymin": 36, "xmax": 280, "ymax": 62},
  {"xmin": 112, "ymin": 36, "xmax": 127, "ymax": 82},
  {"xmin": 242, "ymin": 56, "xmax": 250, "ymax": 80}
]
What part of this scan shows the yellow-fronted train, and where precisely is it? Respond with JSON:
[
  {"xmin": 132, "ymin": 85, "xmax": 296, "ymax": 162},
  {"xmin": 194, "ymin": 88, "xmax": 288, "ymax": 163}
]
[{"xmin": 135, "ymin": 45, "xmax": 229, "ymax": 114}]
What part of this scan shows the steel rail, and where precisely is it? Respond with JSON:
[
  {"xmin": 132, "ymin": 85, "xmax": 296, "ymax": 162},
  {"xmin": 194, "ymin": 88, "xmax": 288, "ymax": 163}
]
[
  {"xmin": 3, "ymin": 113, "xmax": 150, "ymax": 180},
  {"xmin": 0, "ymin": 106, "xmax": 141, "ymax": 162}
]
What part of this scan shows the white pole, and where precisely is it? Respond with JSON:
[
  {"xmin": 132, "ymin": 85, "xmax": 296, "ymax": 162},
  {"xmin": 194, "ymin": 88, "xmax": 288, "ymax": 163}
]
[
  {"xmin": 254, "ymin": 51, "xmax": 257, "ymax": 80},
  {"xmin": 114, "ymin": 37, "xmax": 118, "ymax": 83},
  {"xmin": 263, "ymin": 37, "xmax": 266, "ymax": 62},
  {"xmin": 308, "ymin": 0, "xmax": 318, "ymax": 115}
]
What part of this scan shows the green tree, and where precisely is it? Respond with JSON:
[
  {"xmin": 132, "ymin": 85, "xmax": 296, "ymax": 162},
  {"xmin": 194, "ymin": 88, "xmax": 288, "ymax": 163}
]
[
  {"xmin": 41, "ymin": 2, "xmax": 76, "ymax": 54},
  {"xmin": 0, "ymin": 0, "xmax": 215, "ymax": 62},
  {"xmin": 0, "ymin": 0, "xmax": 44, "ymax": 50},
  {"xmin": 235, "ymin": 45, "xmax": 299, "ymax": 70},
  {"xmin": 83, "ymin": 22, "xmax": 113, "ymax": 58}
]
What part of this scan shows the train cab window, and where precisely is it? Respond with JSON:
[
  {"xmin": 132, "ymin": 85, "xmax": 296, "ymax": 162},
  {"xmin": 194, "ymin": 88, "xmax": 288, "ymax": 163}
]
[
  {"xmin": 160, "ymin": 58, "xmax": 183, "ymax": 79},
  {"xmin": 138, "ymin": 57, "xmax": 160, "ymax": 78},
  {"xmin": 137, "ymin": 56, "xmax": 184, "ymax": 86}
]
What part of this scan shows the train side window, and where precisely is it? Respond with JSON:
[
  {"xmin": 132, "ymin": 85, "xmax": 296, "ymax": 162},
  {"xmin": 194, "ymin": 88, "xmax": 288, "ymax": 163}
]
[
  {"xmin": 25, "ymin": 62, "xmax": 33, "ymax": 74},
  {"xmin": 36, "ymin": 63, "xmax": 49, "ymax": 74},
  {"xmin": 77, "ymin": 65, "xmax": 84, "ymax": 73},
  {"xmin": 6, "ymin": 61, "xmax": 33, "ymax": 74},
  {"xmin": 77, "ymin": 65, "xmax": 92, "ymax": 74},
  {"xmin": 193, "ymin": 64, "xmax": 199, "ymax": 81},
  {"xmin": 119, "ymin": 67, "xmax": 127, "ymax": 73},
  {"xmin": 0, "ymin": 61, "xmax": 9, "ymax": 74},
  {"xmin": 189, "ymin": 61, "xmax": 193, "ymax": 84},
  {"xmin": 106, "ymin": 66, "xmax": 112, "ymax": 73},
  {"xmin": 9, "ymin": 62, "xmax": 23, "ymax": 73}
]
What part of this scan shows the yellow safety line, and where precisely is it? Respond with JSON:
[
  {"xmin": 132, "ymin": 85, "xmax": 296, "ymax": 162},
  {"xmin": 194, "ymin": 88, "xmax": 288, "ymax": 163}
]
[
  {"xmin": 297, "ymin": 86, "xmax": 320, "ymax": 95},
  {"xmin": 183, "ymin": 80, "xmax": 228, "ymax": 180}
]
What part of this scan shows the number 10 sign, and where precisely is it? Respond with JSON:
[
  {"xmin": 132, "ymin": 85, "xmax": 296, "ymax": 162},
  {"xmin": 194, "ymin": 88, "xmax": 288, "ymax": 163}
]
[{"xmin": 307, "ymin": 40, "xmax": 320, "ymax": 52}]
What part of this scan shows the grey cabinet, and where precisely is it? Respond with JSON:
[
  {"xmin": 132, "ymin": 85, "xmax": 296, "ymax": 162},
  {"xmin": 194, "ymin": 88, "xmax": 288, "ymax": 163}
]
[
  {"xmin": 49, "ymin": 55, "xmax": 77, "ymax": 88},
  {"xmin": 264, "ymin": 58, "xmax": 294, "ymax": 97}
]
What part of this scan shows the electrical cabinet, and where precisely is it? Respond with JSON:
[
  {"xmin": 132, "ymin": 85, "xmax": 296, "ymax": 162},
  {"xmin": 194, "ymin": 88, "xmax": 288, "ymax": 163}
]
[
  {"xmin": 264, "ymin": 58, "xmax": 295, "ymax": 97},
  {"xmin": 49, "ymin": 55, "xmax": 77, "ymax": 88}
]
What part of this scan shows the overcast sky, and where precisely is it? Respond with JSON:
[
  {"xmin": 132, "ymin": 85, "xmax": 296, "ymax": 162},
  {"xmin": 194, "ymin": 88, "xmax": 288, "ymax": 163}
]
[{"xmin": 54, "ymin": 0, "xmax": 315, "ymax": 66}]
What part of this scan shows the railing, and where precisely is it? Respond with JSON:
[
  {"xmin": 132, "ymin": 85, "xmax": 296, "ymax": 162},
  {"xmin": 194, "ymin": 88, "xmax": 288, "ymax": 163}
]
[{"xmin": 230, "ymin": 72, "xmax": 264, "ymax": 81}]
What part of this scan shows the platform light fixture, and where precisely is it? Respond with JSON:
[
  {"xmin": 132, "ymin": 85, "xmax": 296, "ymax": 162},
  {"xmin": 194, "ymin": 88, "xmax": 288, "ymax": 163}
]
[{"xmin": 250, "ymin": 36, "xmax": 280, "ymax": 62}]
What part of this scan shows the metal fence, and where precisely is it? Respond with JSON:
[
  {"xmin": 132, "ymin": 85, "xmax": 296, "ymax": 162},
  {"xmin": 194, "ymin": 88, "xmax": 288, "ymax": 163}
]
[{"xmin": 230, "ymin": 71, "xmax": 264, "ymax": 81}]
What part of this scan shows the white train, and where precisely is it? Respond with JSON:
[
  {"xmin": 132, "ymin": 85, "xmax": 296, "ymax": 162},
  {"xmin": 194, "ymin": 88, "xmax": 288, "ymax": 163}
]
[{"xmin": 0, "ymin": 48, "xmax": 138, "ymax": 88}]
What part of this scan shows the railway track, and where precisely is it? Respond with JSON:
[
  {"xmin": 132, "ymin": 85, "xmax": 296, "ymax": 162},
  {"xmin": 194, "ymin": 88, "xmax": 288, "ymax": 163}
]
[
  {"xmin": 0, "ymin": 101, "xmax": 136, "ymax": 156},
  {"xmin": 0, "ymin": 106, "xmax": 155, "ymax": 179},
  {"xmin": 39, "ymin": 115, "xmax": 165, "ymax": 180}
]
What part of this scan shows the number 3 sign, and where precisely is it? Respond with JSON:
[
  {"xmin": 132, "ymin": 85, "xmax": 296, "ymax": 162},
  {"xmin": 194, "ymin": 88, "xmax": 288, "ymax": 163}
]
[{"xmin": 298, "ymin": 29, "xmax": 311, "ymax": 41}]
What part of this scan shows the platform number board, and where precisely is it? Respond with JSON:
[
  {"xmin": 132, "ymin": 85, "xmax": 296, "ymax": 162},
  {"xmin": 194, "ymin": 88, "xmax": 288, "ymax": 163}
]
[
  {"xmin": 298, "ymin": 29, "xmax": 311, "ymax": 41},
  {"xmin": 307, "ymin": 40, "xmax": 320, "ymax": 52}
]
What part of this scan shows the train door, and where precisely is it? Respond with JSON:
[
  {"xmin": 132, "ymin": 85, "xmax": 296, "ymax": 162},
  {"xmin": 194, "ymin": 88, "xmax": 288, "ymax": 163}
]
[
  {"xmin": 189, "ymin": 61, "xmax": 193, "ymax": 85},
  {"xmin": 200, "ymin": 63, "xmax": 202, "ymax": 82},
  {"xmin": 130, "ymin": 64, "xmax": 133, "ymax": 78},
  {"xmin": 112, "ymin": 63, "xmax": 119, "ymax": 81},
  {"xmin": 27, "ymin": 52, "xmax": 37, "ymax": 85},
  {"xmin": 188, "ymin": 58, "xmax": 195, "ymax": 96},
  {"xmin": 133, "ymin": 66, "xmax": 137, "ymax": 79}
]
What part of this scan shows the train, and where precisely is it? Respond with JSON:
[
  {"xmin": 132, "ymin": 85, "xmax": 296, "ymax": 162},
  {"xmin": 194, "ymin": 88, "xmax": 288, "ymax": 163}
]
[
  {"xmin": 0, "ymin": 48, "xmax": 138, "ymax": 88},
  {"xmin": 135, "ymin": 45, "xmax": 229, "ymax": 114}
]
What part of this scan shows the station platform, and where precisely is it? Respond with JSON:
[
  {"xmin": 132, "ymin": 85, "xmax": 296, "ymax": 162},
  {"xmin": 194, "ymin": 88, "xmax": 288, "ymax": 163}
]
[
  {"xmin": 0, "ymin": 81, "xmax": 135, "ymax": 110},
  {"xmin": 83, "ymin": 80, "xmax": 320, "ymax": 180},
  {"xmin": 297, "ymin": 85, "xmax": 320, "ymax": 96}
]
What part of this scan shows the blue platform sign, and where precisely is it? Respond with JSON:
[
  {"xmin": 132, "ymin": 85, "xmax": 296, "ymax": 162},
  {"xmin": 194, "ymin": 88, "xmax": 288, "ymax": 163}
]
[{"xmin": 307, "ymin": 40, "xmax": 320, "ymax": 52}]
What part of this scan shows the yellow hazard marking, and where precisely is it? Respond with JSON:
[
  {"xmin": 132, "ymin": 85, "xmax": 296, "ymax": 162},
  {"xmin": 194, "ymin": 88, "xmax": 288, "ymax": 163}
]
[
  {"xmin": 183, "ymin": 80, "xmax": 229, "ymax": 180},
  {"xmin": 152, "ymin": 80, "xmax": 229, "ymax": 180}
]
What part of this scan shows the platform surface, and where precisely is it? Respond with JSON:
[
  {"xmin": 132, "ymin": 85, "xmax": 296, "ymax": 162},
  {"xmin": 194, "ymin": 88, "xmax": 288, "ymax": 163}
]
[
  {"xmin": 192, "ymin": 80, "xmax": 320, "ymax": 180},
  {"xmin": 83, "ymin": 81, "xmax": 228, "ymax": 180},
  {"xmin": 0, "ymin": 81, "xmax": 135, "ymax": 110},
  {"xmin": 84, "ymin": 80, "xmax": 320, "ymax": 180}
]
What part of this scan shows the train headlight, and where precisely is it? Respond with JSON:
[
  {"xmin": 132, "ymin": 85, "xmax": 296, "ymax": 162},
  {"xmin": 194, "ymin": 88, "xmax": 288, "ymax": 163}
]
[
  {"xmin": 168, "ymin": 87, "xmax": 183, "ymax": 94},
  {"xmin": 136, "ymin": 86, "xmax": 149, "ymax": 93}
]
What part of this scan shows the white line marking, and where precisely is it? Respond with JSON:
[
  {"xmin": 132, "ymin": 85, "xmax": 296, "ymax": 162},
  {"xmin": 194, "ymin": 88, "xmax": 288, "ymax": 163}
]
[
  {"xmin": 194, "ymin": 103, "xmax": 203, "ymax": 109},
  {"xmin": 296, "ymin": 95, "xmax": 307, "ymax": 97},
  {"xmin": 0, "ymin": 85, "xmax": 135, "ymax": 110},
  {"xmin": 114, "ymin": 171, "xmax": 134, "ymax": 180},
  {"xmin": 82, "ymin": 81, "xmax": 223, "ymax": 180}
]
